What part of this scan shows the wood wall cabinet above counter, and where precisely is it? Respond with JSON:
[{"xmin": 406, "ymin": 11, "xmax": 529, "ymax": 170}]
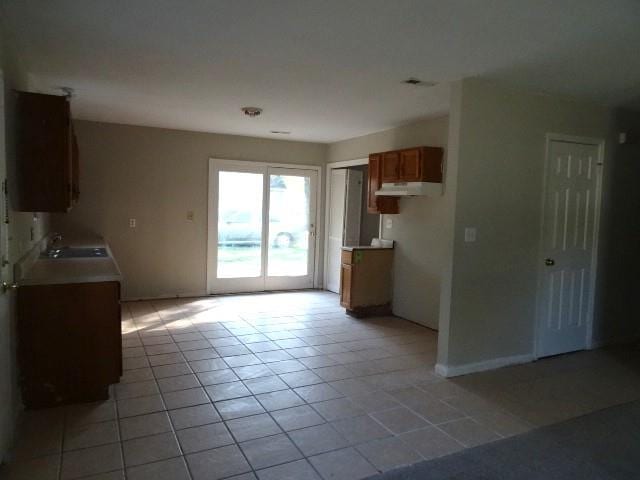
[
  {"xmin": 13, "ymin": 91, "xmax": 79, "ymax": 212},
  {"xmin": 367, "ymin": 146, "xmax": 443, "ymax": 214}
]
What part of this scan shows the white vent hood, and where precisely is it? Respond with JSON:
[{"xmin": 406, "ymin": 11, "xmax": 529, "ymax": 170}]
[{"xmin": 375, "ymin": 181, "xmax": 442, "ymax": 197}]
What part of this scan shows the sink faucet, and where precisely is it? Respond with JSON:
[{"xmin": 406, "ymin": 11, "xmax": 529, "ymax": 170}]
[{"xmin": 50, "ymin": 233, "xmax": 62, "ymax": 247}]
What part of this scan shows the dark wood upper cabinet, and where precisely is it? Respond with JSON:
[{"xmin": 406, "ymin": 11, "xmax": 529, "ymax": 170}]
[
  {"xmin": 381, "ymin": 146, "xmax": 443, "ymax": 183},
  {"xmin": 14, "ymin": 91, "xmax": 79, "ymax": 212},
  {"xmin": 398, "ymin": 148, "xmax": 421, "ymax": 181},
  {"xmin": 368, "ymin": 153, "xmax": 399, "ymax": 214},
  {"xmin": 381, "ymin": 151, "xmax": 400, "ymax": 183},
  {"xmin": 367, "ymin": 146, "xmax": 443, "ymax": 213}
]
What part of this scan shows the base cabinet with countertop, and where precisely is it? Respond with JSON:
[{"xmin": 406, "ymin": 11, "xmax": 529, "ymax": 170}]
[
  {"xmin": 15, "ymin": 236, "xmax": 123, "ymax": 408},
  {"xmin": 340, "ymin": 246, "xmax": 393, "ymax": 317}
]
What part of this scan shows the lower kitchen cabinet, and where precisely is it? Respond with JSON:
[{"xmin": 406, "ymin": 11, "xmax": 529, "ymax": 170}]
[
  {"xmin": 17, "ymin": 281, "xmax": 122, "ymax": 408},
  {"xmin": 340, "ymin": 247, "xmax": 393, "ymax": 317}
]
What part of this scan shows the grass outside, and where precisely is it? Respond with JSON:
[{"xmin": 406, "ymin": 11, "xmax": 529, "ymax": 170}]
[{"xmin": 217, "ymin": 245, "xmax": 308, "ymax": 278}]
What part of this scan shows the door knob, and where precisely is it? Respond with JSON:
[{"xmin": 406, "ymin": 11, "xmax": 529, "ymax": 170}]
[{"xmin": 544, "ymin": 258, "xmax": 555, "ymax": 266}]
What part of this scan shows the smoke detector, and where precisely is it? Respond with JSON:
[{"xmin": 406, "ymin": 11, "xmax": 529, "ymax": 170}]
[{"xmin": 241, "ymin": 106, "xmax": 263, "ymax": 117}]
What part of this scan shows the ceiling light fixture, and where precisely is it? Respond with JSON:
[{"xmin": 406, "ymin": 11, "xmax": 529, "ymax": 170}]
[{"xmin": 241, "ymin": 106, "xmax": 263, "ymax": 117}]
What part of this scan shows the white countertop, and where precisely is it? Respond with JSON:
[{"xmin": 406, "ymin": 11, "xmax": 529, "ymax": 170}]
[
  {"xmin": 16, "ymin": 235, "xmax": 123, "ymax": 286},
  {"xmin": 341, "ymin": 246, "xmax": 394, "ymax": 251}
]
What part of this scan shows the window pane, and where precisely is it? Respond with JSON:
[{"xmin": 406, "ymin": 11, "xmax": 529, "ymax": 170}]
[
  {"xmin": 268, "ymin": 175, "xmax": 310, "ymax": 277},
  {"xmin": 217, "ymin": 171, "xmax": 263, "ymax": 278}
]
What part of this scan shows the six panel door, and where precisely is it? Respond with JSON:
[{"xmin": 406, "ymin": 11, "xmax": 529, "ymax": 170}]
[{"xmin": 537, "ymin": 140, "xmax": 600, "ymax": 358}]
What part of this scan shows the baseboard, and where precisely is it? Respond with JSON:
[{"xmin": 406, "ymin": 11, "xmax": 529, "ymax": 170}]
[
  {"xmin": 435, "ymin": 353, "xmax": 535, "ymax": 378},
  {"xmin": 122, "ymin": 291, "xmax": 207, "ymax": 302}
]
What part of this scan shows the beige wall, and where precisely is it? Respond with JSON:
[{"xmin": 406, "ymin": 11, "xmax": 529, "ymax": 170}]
[
  {"xmin": 327, "ymin": 116, "xmax": 449, "ymax": 329},
  {"xmin": 53, "ymin": 121, "xmax": 326, "ymax": 299},
  {"xmin": 438, "ymin": 78, "xmax": 640, "ymax": 373}
]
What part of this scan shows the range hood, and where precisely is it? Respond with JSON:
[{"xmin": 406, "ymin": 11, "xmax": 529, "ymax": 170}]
[{"xmin": 375, "ymin": 181, "xmax": 443, "ymax": 197}]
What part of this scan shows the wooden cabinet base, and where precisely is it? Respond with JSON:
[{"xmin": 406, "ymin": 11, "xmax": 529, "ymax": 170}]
[
  {"xmin": 17, "ymin": 281, "xmax": 122, "ymax": 409},
  {"xmin": 346, "ymin": 303, "xmax": 392, "ymax": 318}
]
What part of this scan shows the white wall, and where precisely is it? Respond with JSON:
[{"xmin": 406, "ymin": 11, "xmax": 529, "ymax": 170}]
[
  {"xmin": 327, "ymin": 116, "xmax": 449, "ymax": 329},
  {"xmin": 53, "ymin": 121, "xmax": 326, "ymax": 300},
  {"xmin": 438, "ymin": 78, "xmax": 640, "ymax": 373}
]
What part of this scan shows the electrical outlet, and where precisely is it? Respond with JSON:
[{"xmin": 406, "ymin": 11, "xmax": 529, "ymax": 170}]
[
  {"xmin": 129, "ymin": 218, "xmax": 136, "ymax": 228},
  {"xmin": 186, "ymin": 211, "xmax": 194, "ymax": 221},
  {"xmin": 464, "ymin": 227, "xmax": 477, "ymax": 242}
]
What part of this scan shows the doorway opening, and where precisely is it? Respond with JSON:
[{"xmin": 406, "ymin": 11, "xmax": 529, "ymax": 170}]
[
  {"xmin": 207, "ymin": 159, "xmax": 321, "ymax": 294},
  {"xmin": 324, "ymin": 159, "xmax": 381, "ymax": 293}
]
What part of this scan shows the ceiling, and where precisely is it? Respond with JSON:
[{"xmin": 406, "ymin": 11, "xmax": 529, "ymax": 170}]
[{"xmin": 2, "ymin": 0, "xmax": 640, "ymax": 143}]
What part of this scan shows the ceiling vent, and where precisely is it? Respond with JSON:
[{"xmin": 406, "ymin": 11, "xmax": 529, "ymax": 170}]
[
  {"xmin": 241, "ymin": 106, "xmax": 263, "ymax": 117},
  {"xmin": 403, "ymin": 78, "xmax": 437, "ymax": 87}
]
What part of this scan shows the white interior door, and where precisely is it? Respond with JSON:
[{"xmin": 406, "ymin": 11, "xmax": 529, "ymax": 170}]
[
  {"xmin": 343, "ymin": 169, "xmax": 363, "ymax": 247},
  {"xmin": 326, "ymin": 169, "xmax": 346, "ymax": 293},
  {"xmin": 208, "ymin": 160, "xmax": 318, "ymax": 294},
  {"xmin": 537, "ymin": 139, "xmax": 602, "ymax": 357}
]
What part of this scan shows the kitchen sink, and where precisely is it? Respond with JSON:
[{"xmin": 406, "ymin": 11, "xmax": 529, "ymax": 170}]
[{"xmin": 41, "ymin": 247, "xmax": 108, "ymax": 259}]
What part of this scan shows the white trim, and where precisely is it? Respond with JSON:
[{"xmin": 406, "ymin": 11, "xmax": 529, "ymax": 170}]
[
  {"xmin": 206, "ymin": 158, "xmax": 322, "ymax": 295},
  {"xmin": 326, "ymin": 158, "xmax": 370, "ymax": 169},
  {"xmin": 323, "ymin": 157, "xmax": 380, "ymax": 289},
  {"xmin": 435, "ymin": 353, "xmax": 535, "ymax": 378},
  {"xmin": 533, "ymin": 134, "xmax": 605, "ymax": 359}
]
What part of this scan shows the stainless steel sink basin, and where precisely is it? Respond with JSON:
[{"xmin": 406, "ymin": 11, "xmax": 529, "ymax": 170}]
[{"xmin": 41, "ymin": 247, "xmax": 108, "ymax": 259}]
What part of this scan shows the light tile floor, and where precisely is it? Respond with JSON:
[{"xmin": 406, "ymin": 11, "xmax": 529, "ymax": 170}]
[{"xmin": 2, "ymin": 290, "xmax": 640, "ymax": 480}]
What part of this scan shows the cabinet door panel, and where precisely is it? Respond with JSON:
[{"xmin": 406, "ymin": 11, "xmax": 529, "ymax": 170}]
[
  {"xmin": 399, "ymin": 149, "xmax": 422, "ymax": 181},
  {"xmin": 15, "ymin": 91, "xmax": 75, "ymax": 212},
  {"xmin": 367, "ymin": 154, "xmax": 381, "ymax": 213},
  {"xmin": 340, "ymin": 264, "xmax": 352, "ymax": 308},
  {"xmin": 381, "ymin": 152, "xmax": 400, "ymax": 183}
]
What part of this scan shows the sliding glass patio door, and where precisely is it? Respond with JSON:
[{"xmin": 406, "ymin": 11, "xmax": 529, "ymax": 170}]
[{"xmin": 208, "ymin": 160, "xmax": 318, "ymax": 294}]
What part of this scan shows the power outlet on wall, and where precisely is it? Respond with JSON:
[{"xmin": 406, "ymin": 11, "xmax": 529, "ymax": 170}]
[
  {"xmin": 186, "ymin": 211, "xmax": 194, "ymax": 221},
  {"xmin": 464, "ymin": 227, "xmax": 477, "ymax": 242},
  {"xmin": 129, "ymin": 218, "xmax": 137, "ymax": 228}
]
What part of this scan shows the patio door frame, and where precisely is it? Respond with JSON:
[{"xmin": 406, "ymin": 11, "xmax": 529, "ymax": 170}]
[{"xmin": 207, "ymin": 158, "xmax": 322, "ymax": 294}]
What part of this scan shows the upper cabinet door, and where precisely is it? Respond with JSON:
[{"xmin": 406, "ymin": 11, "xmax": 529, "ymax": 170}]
[
  {"xmin": 381, "ymin": 151, "xmax": 400, "ymax": 183},
  {"xmin": 367, "ymin": 154, "xmax": 381, "ymax": 213},
  {"xmin": 398, "ymin": 148, "xmax": 422, "ymax": 181},
  {"xmin": 14, "ymin": 91, "xmax": 78, "ymax": 212},
  {"xmin": 367, "ymin": 154, "xmax": 399, "ymax": 214}
]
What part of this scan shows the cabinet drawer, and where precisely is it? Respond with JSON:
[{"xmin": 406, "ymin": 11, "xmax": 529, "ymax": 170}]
[{"xmin": 341, "ymin": 250, "xmax": 353, "ymax": 265}]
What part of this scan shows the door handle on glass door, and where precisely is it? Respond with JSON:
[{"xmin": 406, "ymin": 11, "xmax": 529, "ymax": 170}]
[{"xmin": 545, "ymin": 258, "xmax": 555, "ymax": 266}]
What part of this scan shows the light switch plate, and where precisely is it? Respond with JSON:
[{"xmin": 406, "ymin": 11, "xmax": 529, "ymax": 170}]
[
  {"xmin": 186, "ymin": 211, "xmax": 194, "ymax": 221},
  {"xmin": 464, "ymin": 227, "xmax": 476, "ymax": 242},
  {"xmin": 385, "ymin": 218, "xmax": 393, "ymax": 229}
]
